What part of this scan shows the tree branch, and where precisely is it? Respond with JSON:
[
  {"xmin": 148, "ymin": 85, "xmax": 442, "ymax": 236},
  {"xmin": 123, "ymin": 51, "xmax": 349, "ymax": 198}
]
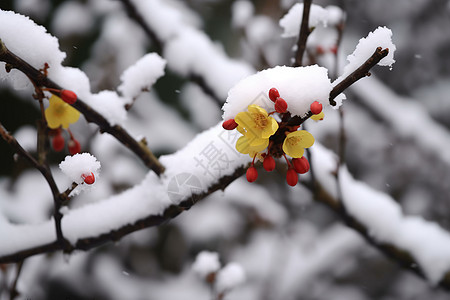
[
  {"xmin": 0, "ymin": 122, "xmax": 67, "ymax": 248},
  {"xmin": 293, "ymin": 0, "xmax": 312, "ymax": 67},
  {"xmin": 0, "ymin": 39, "xmax": 165, "ymax": 176},
  {"xmin": 329, "ymin": 47, "xmax": 389, "ymax": 106},
  {"xmin": 2, "ymin": 160, "xmax": 450, "ymax": 290},
  {"xmin": 0, "ymin": 167, "xmax": 246, "ymax": 263},
  {"xmin": 119, "ymin": 0, "xmax": 163, "ymax": 53},
  {"xmin": 118, "ymin": 0, "xmax": 223, "ymax": 105}
]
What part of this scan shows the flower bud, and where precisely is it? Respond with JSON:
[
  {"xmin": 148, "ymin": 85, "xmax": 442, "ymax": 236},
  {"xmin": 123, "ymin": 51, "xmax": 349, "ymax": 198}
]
[
  {"xmin": 68, "ymin": 138, "xmax": 81, "ymax": 155},
  {"xmin": 60, "ymin": 90, "xmax": 77, "ymax": 105},
  {"xmin": 246, "ymin": 166, "xmax": 258, "ymax": 183},
  {"xmin": 286, "ymin": 168, "xmax": 298, "ymax": 186},
  {"xmin": 222, "ymin": 119, "xmax": 238, "ymax": 130},
  {"xmin": 275, "ymin": 98, "xmax": 288, "ymax": 113},
  {"xmin": 330, "ymin": 45, "xmax": 338, "ymax": 55},
  {"xmin": 310, "ymin": 101, "xmax": 322, "ymax": 115},
  {"xmin": 316, "ymin": 45, "xmax": 325, "ymax": 55},
  {"xmin": 293, "ymin": 156, "xmax": 310, "ymax": 174},
  {"xmin": 263, "ymin": 155, "xmax": 276, "ymax": 172},
  {"xmin": 52, "ymin": 133, "xmax": 65, "ymax": 152},
  {"xmin": 269, "ymin": 88, "xmax": 280, "ymax": 102},
  {"xmin": 82, "ymin": 172, "xmax": 95, "ymax": 184}
]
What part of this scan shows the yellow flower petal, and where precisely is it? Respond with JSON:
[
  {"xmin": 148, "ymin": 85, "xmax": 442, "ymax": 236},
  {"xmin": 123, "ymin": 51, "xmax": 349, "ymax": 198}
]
[
  {"xmin": 235, "ymin": 111, "xmax": 255, "ymax": 130},
  {"xmin": 236, "ymin": 135, "xmax": 251, "ymax": 154},
  {"xmin": 45, "ymin": 95, "xmax": 80, "ymax": 129},
  {"xmin": 282, "ymin": 130, "xmax": 315, "ymax": 158},
  {"xmin": 261, "ymin": 117, "xmax": 278, "ymax": 139},
  {"xmin": 311, "ymin": 111, "xmax": 325, "ymax": 121},
  {"xmin": 236, "ymin": 135, "xmax": 269, "ymax": 154},
  {"xmin": 248, "ymin": 104, "xmax": 268, "ymax": 118},
  {"xmin": 236, "ymin": 105, "xmax": 278, "ymax": 140}
]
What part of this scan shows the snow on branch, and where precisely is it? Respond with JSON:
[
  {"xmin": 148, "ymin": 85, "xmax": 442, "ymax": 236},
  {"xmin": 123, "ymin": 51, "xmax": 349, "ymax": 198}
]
[
  {"xmin": 0, "ymin": 39, "xmax": 164, "ymax": 176},
  {"xmin": 2, "ymin": 118, "xmax": 450, "ymax": 288},
  {"xmin": 351, "ymin": 77, "xmax": 450, "ymax": 166},
  {"xmin": 123, "ymin": 0, "xmax": 255, "ymax": 101}
]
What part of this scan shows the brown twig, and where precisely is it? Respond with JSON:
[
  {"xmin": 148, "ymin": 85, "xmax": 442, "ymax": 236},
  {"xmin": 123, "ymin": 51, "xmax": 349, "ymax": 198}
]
[
  {"xmin": 0, "ymin": 166, "xmax": 246, "ymax": 263},
  {"xmin": 329, "ymin": 47, "xmax": 389, "ymax": 106},
  {"xmin": 293, "ymin": 0, "xmax": 312, "ymax": 67},
  {"xmin": 0, "ymin": 39, "xmax": 165, "ymax": 176},
  {"xmin": 8, "ymin": 260, "xmax": 23, "ymax": 300},
  {"xmin": 119, "ymin": 0, "xmax": 163, "ymax": 53},
  {"xmin": 0, "ymin": 122, "xmax": 68, "ymax": 248},
  {"xmin": 118, "ymin": 0, "xmax": 223, "ymax": 105}
]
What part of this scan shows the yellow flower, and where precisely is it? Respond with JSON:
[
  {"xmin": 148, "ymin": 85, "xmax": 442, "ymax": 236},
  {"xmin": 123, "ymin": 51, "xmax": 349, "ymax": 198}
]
[
  {"xmin": 45, "ymin": 95, "xmax": 80, "ymax": 129},
  {"xmin": 311, "ymin": 111, "xmax": 324, "ymax": 121},
  {"xmin": 235, "ymin": 105, "xmax": 278, "ymax": 141},
  {"xmin": 236, "ymin": 134, "xmax": 269, "ymax": 155},
  {"xmin": 282, "ymin": 130, "xmax": 315, "ymax": 158}
]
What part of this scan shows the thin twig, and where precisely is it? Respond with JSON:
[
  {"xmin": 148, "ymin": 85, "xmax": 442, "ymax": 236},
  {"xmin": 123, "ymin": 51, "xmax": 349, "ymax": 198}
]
[
  {"xmin": 0, "ymin": 122, "xmax": 68, "ymax": 249},
  {"xmin": 119, "ymin": 0, "xmax": 163, "ymax": 53},
  {"xmin": 329, "ymin": 47, "xmax": 389, "ymax": 105},
  {"xmin": 0, "ymin": 39, "xmax": 165, "ymax": 176},
  {"xmin": 9, "ymin": 260, "xmax": 23, "ymax": 300},
  {"xmin": 293, "ymin": 0, "xmax": 312, "ymax": 67},
  {"xmin": 118, "ymin": 0, "xmax": 223, "ymax": 106}
]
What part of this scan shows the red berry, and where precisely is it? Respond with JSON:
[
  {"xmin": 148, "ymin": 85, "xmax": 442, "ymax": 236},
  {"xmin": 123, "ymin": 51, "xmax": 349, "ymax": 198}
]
[
  {"xmin": 316, "ymin": 45, "xmax": 325, "ymax": 55},
  {"xmin": 263, "ymin": 155, "xmax": 276, "ymax": 172},
  {"xmin": 82, "ymin": 172, "xmax": 95, "ymax": 185},
  {"xmin": 60, "ymin": 90, "xmax": 77, "ymax": 104},
  {"xmin": 68, "ymin": 139, "xmax": 81, "ymax": 155},
  {"xmin": 286, "ymin": 168, "xmax": 298, "ymax": 186},
  {"xmin": 268, "ymin": 88, "xmax": 280, "ymax": 102},
  {"xmin": 330, "ymin": 45, "xmax": 338, "ymax": 55},
  {"xmin": 310, "ymin": 101, "xmax": 322, "ymax": 115},
  {"xmin": 275, "ymin": 98, "xmax": 288, "ymax": 113},
  {"xmin": 246, "ymin": 166, "xmax": 258, "ymax": 183},
  {"xmin": 222, "ymin": 119, "xmax": 238, "ymax": 130},
  {"xmin": 52, "ymin": 134, "xmax": 65, "ymax": 152},
  {"xmin": 293, "ymin": 157, "xmax": 310, "ymax": 174}
]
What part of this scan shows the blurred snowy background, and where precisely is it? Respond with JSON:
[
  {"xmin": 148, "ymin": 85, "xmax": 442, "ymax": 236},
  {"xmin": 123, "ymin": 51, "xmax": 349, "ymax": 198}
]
[{"xmin": 1, "ymin": 0, "xmax": 450, "ymax": 299}]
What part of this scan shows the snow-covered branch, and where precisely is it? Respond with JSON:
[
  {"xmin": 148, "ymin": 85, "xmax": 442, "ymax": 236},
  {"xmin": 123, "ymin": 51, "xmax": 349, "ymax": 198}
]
[{"xmin": 0, "ymin": 39, "xmax": 164, "ymax": 176}]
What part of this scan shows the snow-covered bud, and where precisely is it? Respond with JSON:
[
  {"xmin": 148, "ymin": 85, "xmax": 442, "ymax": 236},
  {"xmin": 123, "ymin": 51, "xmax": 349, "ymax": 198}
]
[
  {"xmin": 246, "ymin": 166, "xmax": 258, "ymax": 182},
  {"xmin": 59, "ymin": 153, "xmax": 101, "ymax": 195},
  {"xmin": 268, "ymin": 87, "xmax": 280, "ymax": 102},
  {"xmin": 68, "ymin": 138, "xmax": 81, "ymax": 155},
  {"xmin": 293, "ymin": 156, "xmax": 310, "ymax": 174},
  {"xmin": 82, "ymin": 172, "xmax": 95, "ymax": 185},
  {"xmin": 215, "ymin": 263, "xmax": 246, "ymax": 294},
  {"xmin": 60, "ymin": 90, "xmax": 77, "ymax": 105},
  {"xmin": 52, "ymin": 133, "xmax": 65, "ymax": 152},
  {"xmin": 286, "ymin": 168, "xmax": 298, "ymax": 186},
  {"xmin": 192, "ymin": 251, "xmax": 221, "ymax": 282},
  {"xmin": 222, "ymin": 119, "xmax": 238, "ymax": 130},
  {"xmin": 310, "ymin": 101, "xmax": 323, "ymax": 115},
  {"xmin": 263, "ymin": 155, "xmax": 276, "ymax": 172},
  {"xmin": 275, "ymin": 98, "xmax": 288, "ymax": 113}
]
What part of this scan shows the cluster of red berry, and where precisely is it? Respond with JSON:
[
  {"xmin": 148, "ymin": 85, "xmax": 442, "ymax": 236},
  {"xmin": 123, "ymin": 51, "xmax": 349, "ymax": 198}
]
[
  {"xmin": 316, "ymin": 45, "xmax": 338, "ymax": 55},
  {"xmin": 51, "ymin": 128, "xmax": 81, "ymax": 155},
  {"xmin": 223, "ymin": 87, "xmax": 323, "ymax": 186},
  {"xmin": 46, "ymin": 89, "xmax": 81, "ymax": 155}
]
